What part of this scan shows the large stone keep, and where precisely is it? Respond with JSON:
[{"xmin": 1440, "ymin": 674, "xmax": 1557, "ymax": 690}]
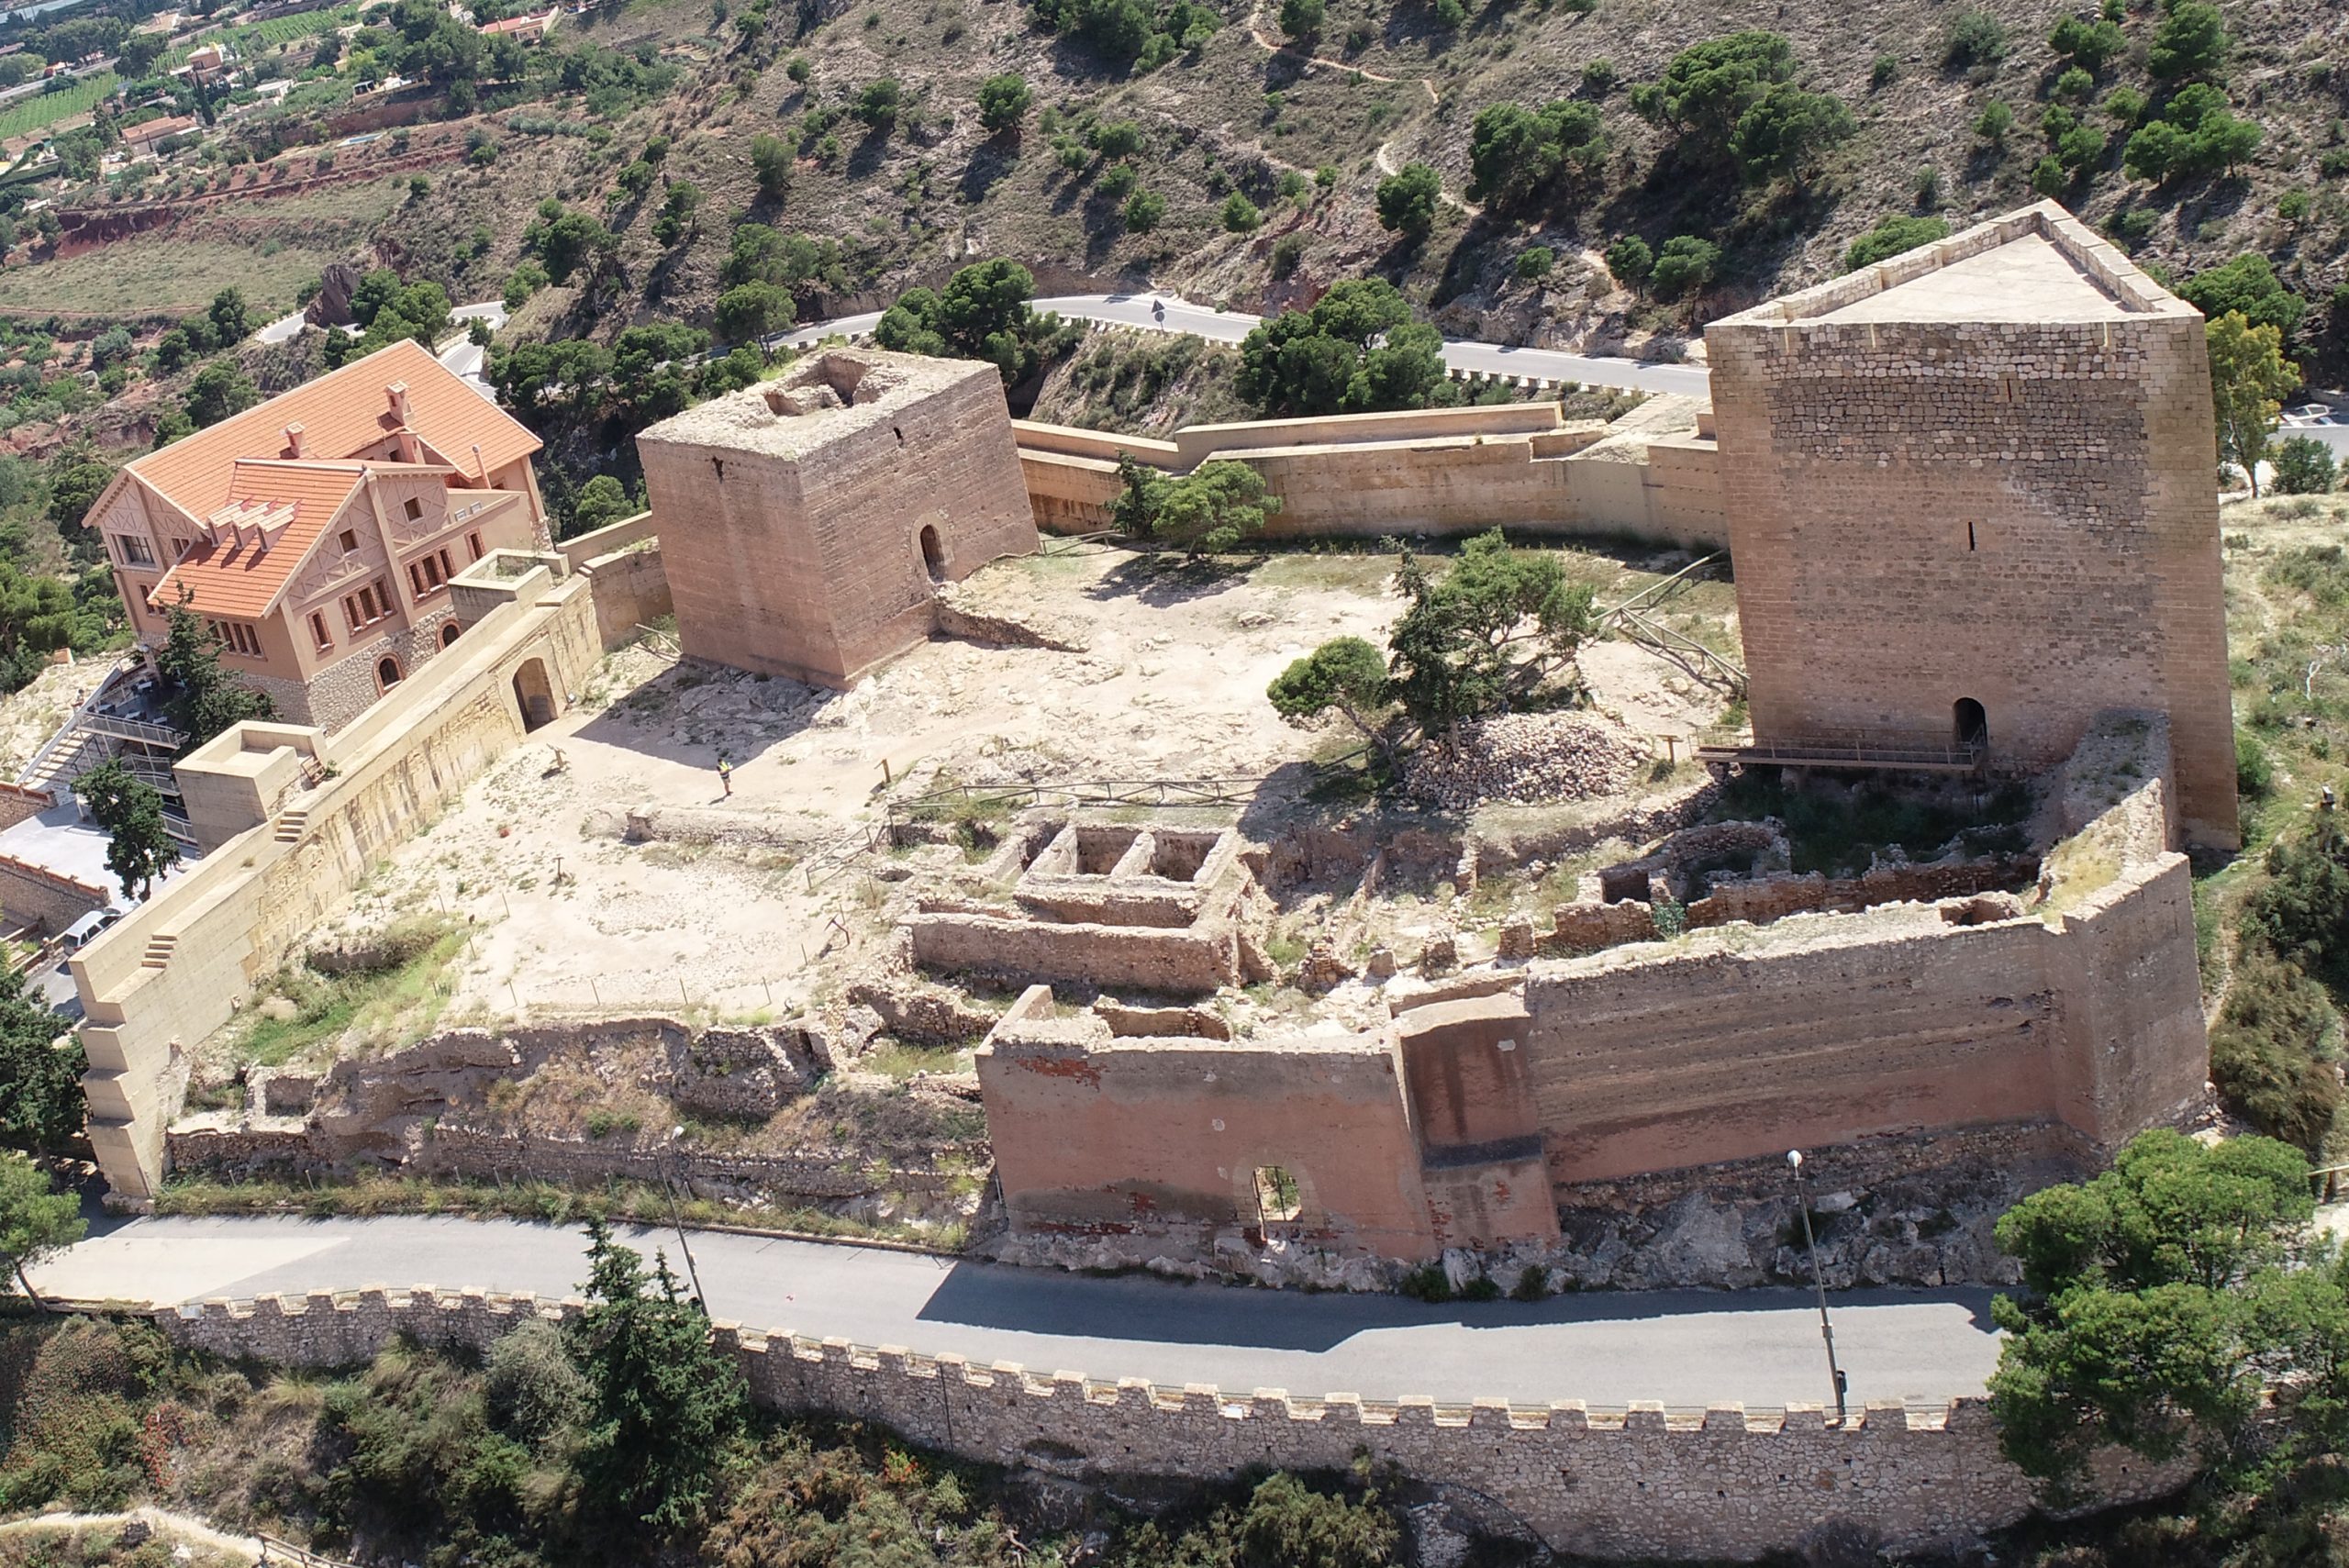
[
  {"xmin": 637, "ymin": 348, "xmax": 1038, "ymax": 687},
  {"xmin": 1705, "ymin": 200, "xmax": 2238, "ymax": 849}
]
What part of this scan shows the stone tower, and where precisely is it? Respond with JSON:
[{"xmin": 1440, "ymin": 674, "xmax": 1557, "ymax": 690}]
[
  {"xmin": 636, "ymin": 348, "xmax": 1038, "ymax": 687},
  {"xmin": 1705, "ymin": 200, "xmax": 2237, "ymax": 849}
]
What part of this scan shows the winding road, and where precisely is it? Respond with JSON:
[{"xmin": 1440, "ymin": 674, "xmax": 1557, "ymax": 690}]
[
  {"xmin": 774, "ymin": 292, "xmax": 1715, "ymax": 399},
  {"xmin": 32, "ymin": 1213, "xmax": 2003, "ymax": 1409}
]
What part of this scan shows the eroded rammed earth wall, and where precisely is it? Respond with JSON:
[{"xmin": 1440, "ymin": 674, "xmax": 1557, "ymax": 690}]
[
  {"xmin": 155, "ymin": 1288, "xmax": 2190, "ymax": 1562},
  {"xmin": 980, "ymin": 721, "xmax": 2207, "ymax": 1260}
]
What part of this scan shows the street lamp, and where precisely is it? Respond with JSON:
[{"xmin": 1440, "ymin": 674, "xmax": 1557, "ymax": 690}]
[
  {"xmin": 664, "ymin": 1124, "xmax": 709, "ymax": 1313},
  {"xmin": 1787, "ymin": 1149, "xmax": 1849, "ymax": 1424}
]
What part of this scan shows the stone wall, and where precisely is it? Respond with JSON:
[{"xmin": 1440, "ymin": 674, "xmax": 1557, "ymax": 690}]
[
  {"xmin": 72, "ymin": 552, "xmax": 639, "ymax": 1200},
  {"xmin": 154, "ymin": 1288, "xmax": 2190, "ymax": 1563},
  {"xmin": 0, "ymin": 852, "xmax": 110, "ymax": 932},
  {"xmin": 1705, "ymin": 201, "xmax": 2236, "ymax": 849},
  {"xmin": 640, "ymin": 350, "xmax": 1037, "ymax": 689},
  {"xmin": 978, "ymin": 721, "xmax": 2206, "ymax": 1264},
  {"xmin": 908, "ymin": 908, "xmax": 1243, "ymax": 995},
  {"xmin": 1012, "ymin": 397, "xmax": 1724, "ymax": 550}
]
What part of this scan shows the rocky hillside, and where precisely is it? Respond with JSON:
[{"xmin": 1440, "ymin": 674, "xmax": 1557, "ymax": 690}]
[{"xmin": 353, "ymin": 0, "xmax": 2347, "ymax": 367}]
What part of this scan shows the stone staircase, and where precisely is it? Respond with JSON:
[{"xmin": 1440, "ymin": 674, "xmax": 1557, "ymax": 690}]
[
  {"xmin": 273, "ymin": 809, "xmax": 308, "ymax": 844},
  {"xmin": 139, "ymin": 933, "xmax": 176, "ymax": 970}
]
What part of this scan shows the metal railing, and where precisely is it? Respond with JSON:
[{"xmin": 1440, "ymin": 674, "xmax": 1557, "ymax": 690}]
[
  {"xmin": 1698, "ymin": 736, "xmax": 1988, "ymax": 772},
  {"xmin": 1599, "ymin": 553, "xmax": 1748, "ymax": 696},
  {"xmin": 80, "ymin": 710, "xmax": 184, "ymax": 749}
]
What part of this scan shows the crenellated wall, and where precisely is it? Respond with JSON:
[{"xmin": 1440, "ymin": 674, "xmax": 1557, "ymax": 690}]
[{"xmin": 153, "ymin": 1287, "xmax": 2190, "ymax": 1562}]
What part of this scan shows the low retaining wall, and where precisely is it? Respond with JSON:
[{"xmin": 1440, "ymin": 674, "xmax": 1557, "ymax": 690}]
[
  {"xmin": 907, "ymin": 909, "xmax": 1243, "ymax": 995},
  {"xmin": 155, "ymin": 1288, "xmax": 2188, "ymax": 1562},
  {"xmin": 0, "ymin": 851, "xmax": 110, "ymax": 932}
]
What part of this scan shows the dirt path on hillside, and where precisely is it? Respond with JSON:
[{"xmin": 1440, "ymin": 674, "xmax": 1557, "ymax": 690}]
[{"xmin": 1242, "ymin": 4, "xmax": 1473, "ymax": 212}]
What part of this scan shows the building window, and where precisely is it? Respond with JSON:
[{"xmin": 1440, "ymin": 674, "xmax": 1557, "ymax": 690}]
[
  {"xmin": 466, "ymin": 531, "xmax": 484, "ymax": 562},
  {"xmin": 115, "ymin": 534, "xmax": 154, "ymax": 566},
  {"xmin": 169, "ymin": 537, "xmax": 191, "ymax": 561},
  {"xmin": 376, "ymin": 655, "xmax": 403, "ymax": 692},
  {"xmin": 340, "ymin": 528, "xmax": 361, "ymax": 554},
  {"xmin": 402, "ymin": 496, "xmax": 424, "ymax": 522},
  {"xmin": 207, "ymin": 619, "xmax": 262, "ymax": 657},
  {"xmin": 342, "ymin": 580, "xmax": 395, "ymax": 631},
  {"xmin": 308, "ymin": 612, "xmax": 332, "ymax": 651},
  {"xmin": 407, "ymin": 547, "xmax": 459, "ymax": 599}
]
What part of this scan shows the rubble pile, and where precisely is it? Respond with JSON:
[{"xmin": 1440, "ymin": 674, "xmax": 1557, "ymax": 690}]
[{"xmin": 1405, "ymin": 713, "xmax": 1648, "ymax": 809}]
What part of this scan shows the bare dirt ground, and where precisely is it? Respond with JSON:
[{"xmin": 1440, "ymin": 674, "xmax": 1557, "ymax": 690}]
[
  {"xmin": 326, "ymin": 542, "xmax": 1726, "ymax": 1027},
  {"xmin": 0, "ymin": 653, "xmax": 117, "ymax": 779}
]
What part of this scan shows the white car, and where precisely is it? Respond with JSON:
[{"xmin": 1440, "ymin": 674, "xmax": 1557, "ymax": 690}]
[
  {"xmin": 60, "ymin": 908, "xmax": 122, "ymax": 951},
  {"xmin": 2284, "ymin": 403, "xmax": 2336, "ymax": 424}
]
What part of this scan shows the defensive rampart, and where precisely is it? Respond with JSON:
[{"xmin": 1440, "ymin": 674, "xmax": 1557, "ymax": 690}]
[
  {"xmin": 72, "ymin": 519, "xmax": 673, "ymax": 1200},
  {"xmin": 981, "ymin": 717, "xmax": 2206, "ymax": 1262},
  {"xmin": 154, "ymin": 1287, "xmax": 2188, "ymax": 1562},
  {"xmin": 1014, "ymin": 396, "xmax": 1723, "ymax": 550}
]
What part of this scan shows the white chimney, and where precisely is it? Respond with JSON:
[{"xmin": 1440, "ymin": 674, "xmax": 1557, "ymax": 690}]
[
  {"xmin": 386, "ymin": 382, "xmax": 411, "ymax": 424},
  {"xmin": 284, "ymin": 422, "xmax": 306, "ymax": 458}
]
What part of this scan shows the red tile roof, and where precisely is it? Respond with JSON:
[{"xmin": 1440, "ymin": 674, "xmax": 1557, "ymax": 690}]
[
  {"xmin": 128, "ymin": 338, "xmax": 539, "ymax": 528},
  {"xmin": 148, "ymin": 460, "xmax": 367, "ymax": 620}
]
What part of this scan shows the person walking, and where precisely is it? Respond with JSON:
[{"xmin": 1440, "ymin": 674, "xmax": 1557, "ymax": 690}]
[{"xmin": 717, "ymin": 751, "xmax": 734, "ymax": 797}]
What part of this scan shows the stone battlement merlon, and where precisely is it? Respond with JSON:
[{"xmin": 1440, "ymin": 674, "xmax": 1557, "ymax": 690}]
[
  {"xmin": 158, "ymin": 1285, "xmax": 1969, "ymax": 1430},
  {"xmin": 152, "ymin": 1286, "xmax": 2190, "ymax": 1562}
]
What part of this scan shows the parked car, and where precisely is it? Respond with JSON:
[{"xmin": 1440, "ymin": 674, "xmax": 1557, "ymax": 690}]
[{"xmin": 60, "ymin": 908, "xmax": 121, "ymax": 952}]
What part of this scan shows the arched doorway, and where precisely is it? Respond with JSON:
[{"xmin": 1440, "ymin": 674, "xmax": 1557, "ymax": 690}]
[
  {"xmin": 375, "ymin": 655, "xmax": 404, "ymax": 694},
  {"xmin": 918, "ymin": 524, "xmax": 946, "ymax": 584},
  {"xmin": 1954, "ymin": 697, "xmax": 1987, "ymax": 752},
  {"xmin": 513, "ymin": 657, "xmax": 556, "ymax": 731},
  {"xmin": 440, "ymin": 622, "xmax": 461, "ymax": 649}
]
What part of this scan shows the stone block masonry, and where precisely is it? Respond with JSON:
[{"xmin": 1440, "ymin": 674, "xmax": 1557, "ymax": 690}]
[
  {"xmin": 1706, "ymin": 201, "xmax": 2236, "ymax": 849},
  {"xmin": 156, "ymin": 1288, "xmax": 2190, "ymax": 1562},
  {"xmin": 639, "ymin": 350, "xmax": 1038, "ymax": 689}
]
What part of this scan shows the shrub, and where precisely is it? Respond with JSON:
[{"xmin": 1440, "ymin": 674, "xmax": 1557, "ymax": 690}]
[
  {"xmin": 1582, "ymin": 58, "xmax": 1618, "ymax": 95},
  {"xmin": 1942, "ymin": 9, "xmax": 2006, "ymax": 70},
  {"xmin": 1397, "ymin": 1262, "xmax": 1452, "ymax": 1301},
  {"xmin": 975, "ymin": 72, "xmax": 1030, "ymax": 135},
  {"xmin": 1374, "ymin": 161, "xmax": 1441, "ymax": 236},
  {"xmin": 2054, "ymin": 65, "xmax": 2093, "ymax": 102},
  {"xmin": 1842, "ymin": 214, "xmax": 1950, "ymax": 272},
  {"xmin": 1516, "ymin": 244, "xmax": 1553, "ymax": 280},
  {"xmin": 2148, "ymin": 0, "xmax": 2227, "ymax": 81},
  {"xmin": 1604, "ymin": 235, "xmax": 1653, "ymax": 291},
  {"xmin": 1647, "ymin": 234, "xmax": 1720, "ymax": 300},
  {"xmin": 1123, "ymin": 188, "xmax": 1165, "ymax": 231},
  {"xmin": 1974, "ymin": 100, "xmax": 2013, "ymax": 143},
  {"xmin": 1512, "ymin": 1264, "xmax": 1549, "ymax": 1301},
  {"xmin": 1277, "ymin": 0, "xmax": 1322, "ymax": 39},
  {"xmin": 1870, "ymin": 53, "xmax": 1898, "ymax": 90},
  {"xmin": 2236, "ymin": 730, "xmax": 2274, "ymax": 798},
  {"xmin": 2246, "ymin": 817, "xmax": 2349, "ymax": 987},
  {"xmin": 1458, "ymin": 1273, "xmax": 1501, "ymax": 1302},
  {"xmin": 2208, "ymin": 951, "xmax": 2343, "ymax": 1154},
  {"xmin": 1219, "ymin": 191, "xmax": 1262, "ymax": 232},
  {"xmin": 1270, "ymin": 233, "xmax": 1304, "ymax": 279},
  {"xmin": 2274, "ymin": 437, "xmax": 2338, "ymax": 495}
]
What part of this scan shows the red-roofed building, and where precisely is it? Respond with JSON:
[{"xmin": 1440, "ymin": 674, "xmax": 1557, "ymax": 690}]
[{"xmin": 84, "ymin": 339, "xmax": 550, "ymax": 731}]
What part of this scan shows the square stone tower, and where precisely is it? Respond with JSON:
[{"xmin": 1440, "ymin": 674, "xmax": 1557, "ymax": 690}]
[
  {"xmin": 1705, "ymin": 201, "xmax": 2237, "ymax": 849},
  {"xmin": 636, "ymin": 348, "xmax": 1038, "ymax": 687}
]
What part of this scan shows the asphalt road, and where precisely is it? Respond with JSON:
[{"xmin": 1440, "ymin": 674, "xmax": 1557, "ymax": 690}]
[
  {"xmin": 775, "ymin": 293, "xmax": 1714, "ymax": 399},
  {"xmin": 32, "ymin": 1214, "xmax": 2002, "ymax": 1408}
]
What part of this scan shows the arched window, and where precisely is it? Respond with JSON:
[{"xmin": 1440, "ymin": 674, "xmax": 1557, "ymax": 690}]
[
  {"xmin": 376, "ymin": 656, "xmax": 404, "ymax": 693},
  {"xmin": 440, "ymin": 622, "xmax": 462, "ymax": 649},
  {"xmin": 918, "ymin": 525, "xmax": 946, "ymax": 584}
]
